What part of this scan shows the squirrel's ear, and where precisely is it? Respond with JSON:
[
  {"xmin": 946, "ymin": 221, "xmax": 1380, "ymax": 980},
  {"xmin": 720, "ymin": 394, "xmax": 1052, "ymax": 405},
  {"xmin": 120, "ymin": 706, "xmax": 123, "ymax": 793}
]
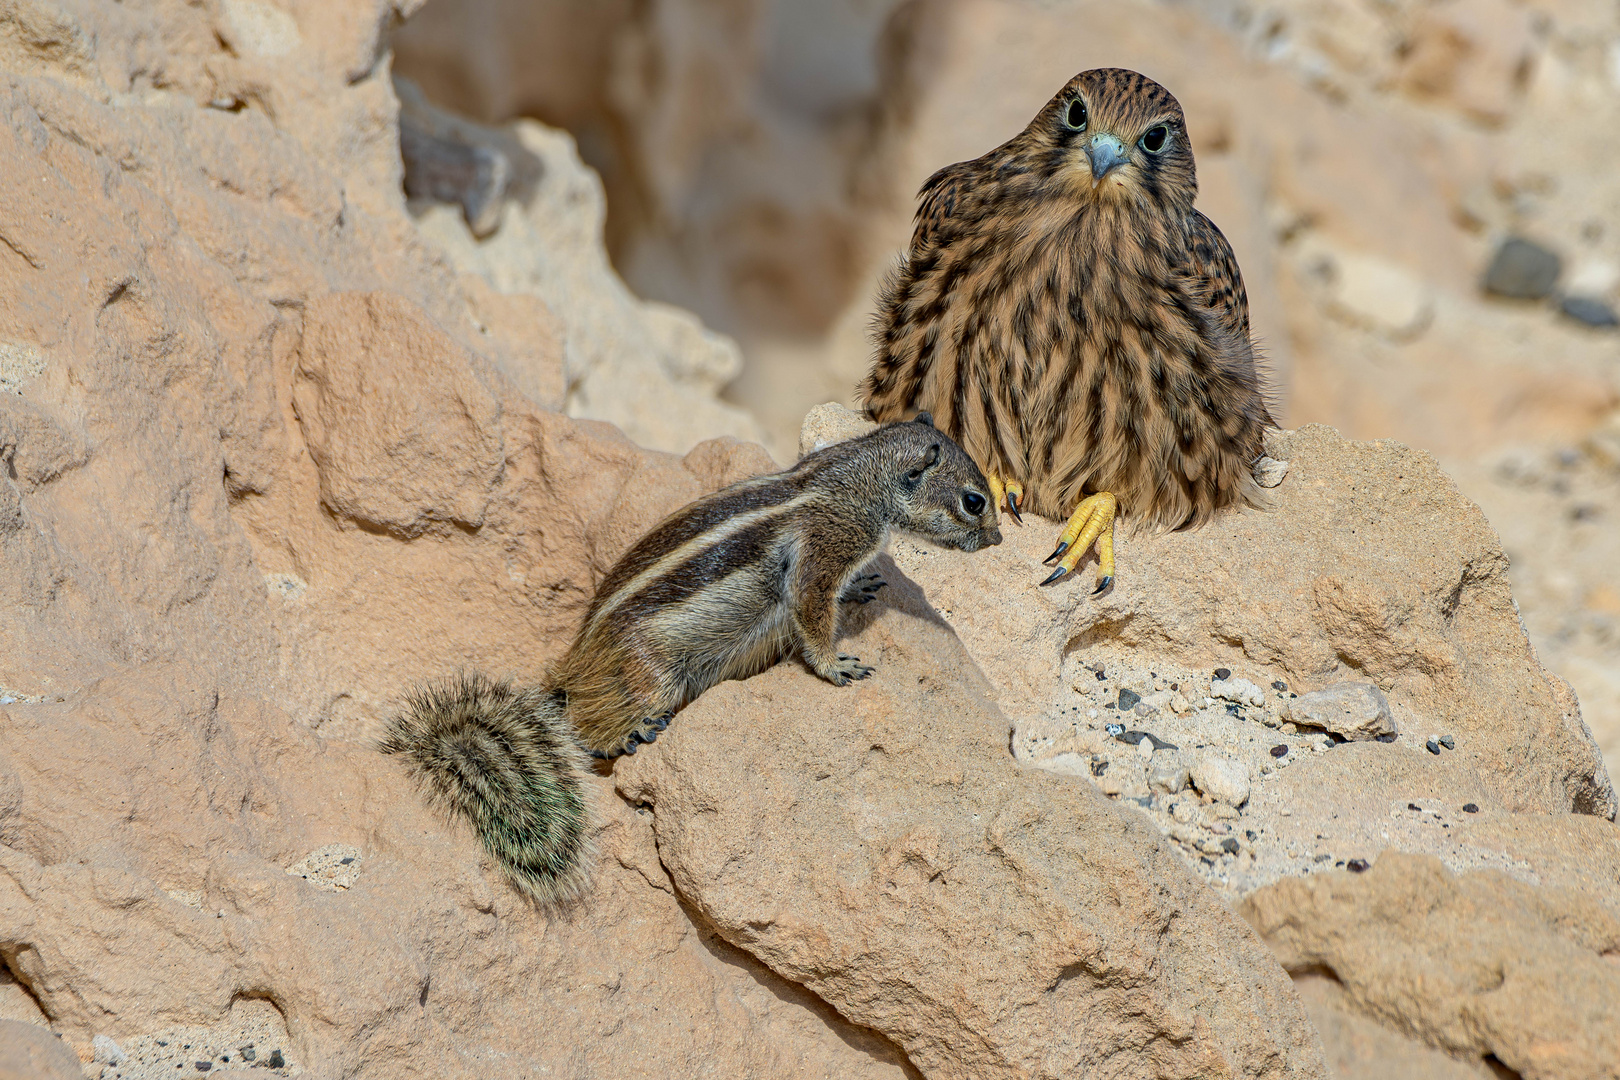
[
  {"xmin": 904, "ymin": 443, "xmax": 942, "ymax": 484},
  {"xmin": 914, "ymin": 411, "xmax": 934, "ymax": 428}
]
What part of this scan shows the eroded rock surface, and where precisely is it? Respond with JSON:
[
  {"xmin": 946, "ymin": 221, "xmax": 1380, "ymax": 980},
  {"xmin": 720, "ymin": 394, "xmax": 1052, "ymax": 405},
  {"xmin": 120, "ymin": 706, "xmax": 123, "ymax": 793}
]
[{"xmin": 617, "ymin": 577, "xmax": 1325, "ymax": 1080}]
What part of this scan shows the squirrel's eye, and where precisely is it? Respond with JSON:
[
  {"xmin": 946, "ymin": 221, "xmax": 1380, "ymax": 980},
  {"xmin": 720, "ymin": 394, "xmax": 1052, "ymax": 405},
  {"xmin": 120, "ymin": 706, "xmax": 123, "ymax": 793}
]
[
  {"xmin": 962, "ymin": 491, "xmax": 986, "ymax": 515},
  {"xmin": 1141, "ymin": 125, "xmax": 1170, "ymax": 153},
  {"xmin": 1066, "ymin": 98, "xmax": 1087, "ymax": 131}
]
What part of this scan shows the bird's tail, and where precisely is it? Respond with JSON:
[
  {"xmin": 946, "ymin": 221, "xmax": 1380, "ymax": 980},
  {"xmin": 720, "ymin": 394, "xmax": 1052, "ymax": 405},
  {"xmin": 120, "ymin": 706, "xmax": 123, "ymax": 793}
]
[{"xmin": 380, "ymin": 673, "xmax": 594, "ymax": 905}]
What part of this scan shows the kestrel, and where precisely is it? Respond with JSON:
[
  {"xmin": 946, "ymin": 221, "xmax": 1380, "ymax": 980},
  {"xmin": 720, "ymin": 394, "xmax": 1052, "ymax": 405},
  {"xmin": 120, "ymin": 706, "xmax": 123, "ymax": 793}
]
[{"xmin": 860, "ymin": 68, "xmax": 1274, "ymax": 591}]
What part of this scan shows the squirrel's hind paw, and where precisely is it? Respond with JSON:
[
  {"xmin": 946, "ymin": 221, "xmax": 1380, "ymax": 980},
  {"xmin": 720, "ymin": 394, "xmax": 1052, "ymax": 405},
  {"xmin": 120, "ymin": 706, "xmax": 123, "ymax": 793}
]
[{"xmin": 596, "ymin": 713, "xmax": 674, "ymax": 759}]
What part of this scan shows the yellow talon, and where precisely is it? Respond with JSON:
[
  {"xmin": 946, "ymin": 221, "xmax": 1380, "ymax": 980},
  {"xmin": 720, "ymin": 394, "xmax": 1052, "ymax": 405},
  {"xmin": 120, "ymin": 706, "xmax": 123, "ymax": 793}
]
[
  {"xmin": 986, "ymin": 475, "xmax": 1025, "ymax": 524},
  {"xmin": 1040, "ymin": 492, "xmax": 1117, "ymax": 592}
]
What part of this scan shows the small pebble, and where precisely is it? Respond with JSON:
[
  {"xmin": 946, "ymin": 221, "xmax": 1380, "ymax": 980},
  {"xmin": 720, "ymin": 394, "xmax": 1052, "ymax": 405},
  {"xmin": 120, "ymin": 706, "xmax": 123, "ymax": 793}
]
[
  {"xmin": 1482, "ymin": 236, "xmax": 1561, "ymax": 299},
  {"xmin": 1245, "ymin": 829, "xmax": 1258, "ymax": 842},
  {"xmin": 1560, "ymin": 294, "xmax": 1620, "ymax": 328},
  {"xmin": 1407, "ymin": 802, "xmax": 1422, "ymax": 811},
  {"xmin": 1104, "ymin": 722, "xmax": 1124, "ymax": 737},
  {"xmin": 266, "ymin": 1051, "xmax": 285, "ymax": 1068},
  {"xmin": 1347, "ymin": 858, "xmax": 1370, "ymax": 872},
  {"xmin": 1117, "ymin": 688, "xmax": 1141, "ymax": 710},
  {"xmin": 195, "ymin": 1064, "xmax": 212, "ymax": 1073},
  {"xmin": 1439, "ymin": 734, "xmax": 1455, "ymax": 750},
  {"xmin": 1425, "ymin": 738, "xmax": 1441, "ymax": 755},
  {"xmin": 1095, "ymin": 669, "xmax": 1106, "ymax": 681},
  {"xmin": 1214, "ymin": 667, "xmax": 1231, "ymax": 680},
  {"xmin": 1271, "ymin": 680, "xmax": 1287, "ymax": 692},
  {"xmin": 1270, "ymin": 744, "xmax": 1288, "ymax": 758},
  {"xmin": 1375, "ymin": 733, "xmax": 1397, "ymax": 743},
  {"xmin": 1220, "ymin": 838, "xmax": 1240, "ymax": 854},
  {"xmin": 1463, "ymin": 803, "xmax": 1479, "ymax": 814},
  {"xmin": 1281, "ymin": 722, "xmax": 1297, "ymax": 735}
]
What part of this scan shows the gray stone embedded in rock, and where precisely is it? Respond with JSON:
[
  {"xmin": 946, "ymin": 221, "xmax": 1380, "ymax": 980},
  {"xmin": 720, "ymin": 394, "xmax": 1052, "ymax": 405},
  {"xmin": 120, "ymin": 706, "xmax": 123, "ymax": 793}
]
[
  {"xmin": 1559, "ymin": 294, "xmax": 1620, "ymax": 328},
  {"xmin": 1482, "ymin": 237, "xmax": 1562, "ymax": 300},
  {"xmin": 1288, "ymin": 682, "xmax": 1397, "ymax": 741}
]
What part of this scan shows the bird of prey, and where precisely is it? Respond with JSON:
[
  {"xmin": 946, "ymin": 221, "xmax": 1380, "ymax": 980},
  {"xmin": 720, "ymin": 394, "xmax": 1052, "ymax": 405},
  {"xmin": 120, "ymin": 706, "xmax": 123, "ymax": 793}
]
[{"xmin": 860, "ymin": 67, "xmax": 1274, "ymax": 591}]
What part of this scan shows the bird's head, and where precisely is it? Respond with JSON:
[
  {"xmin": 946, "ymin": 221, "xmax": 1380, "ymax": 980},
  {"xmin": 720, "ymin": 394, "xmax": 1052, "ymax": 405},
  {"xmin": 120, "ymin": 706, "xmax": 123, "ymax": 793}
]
[{"xmin": 1032, "ymin": 68, "xmax": 1196, "ymax": 211}]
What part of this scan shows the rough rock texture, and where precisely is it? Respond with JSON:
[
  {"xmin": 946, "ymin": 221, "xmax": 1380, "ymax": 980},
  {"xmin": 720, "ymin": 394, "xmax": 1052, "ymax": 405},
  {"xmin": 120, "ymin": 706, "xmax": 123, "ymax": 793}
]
[
  {"xmin": 0, "ymin": 2, "xmax": 912, "ymax": 1076},
  {"xmin": 804, "ymin": 406, "xmax": 1615, "ymax": 823},
  {"xmin": 5, "ymin": 4, "xmax": 1619, "ymax": 1079},
  {"xmin": 1243, "ymin": 853, "xmax": 1620, "ymax": 1080},
  {"xmin": 1287, "ymin": 684, "xmax": 1396, "ymax": 742},
  {"xmin": 0, "ymin": 1020, "xmax": 81, "ymax": 1080},
  {"xmin": 391, "ymin": 0, "xmax": 1620, "ymax": 792},
  {"xmin": 801, "ymin": 403, "xmax": 1620, "ymax": 1078},
  {"xmin": 617, "ymin": 577, "xmax": 1323, "ymax": 1080}
]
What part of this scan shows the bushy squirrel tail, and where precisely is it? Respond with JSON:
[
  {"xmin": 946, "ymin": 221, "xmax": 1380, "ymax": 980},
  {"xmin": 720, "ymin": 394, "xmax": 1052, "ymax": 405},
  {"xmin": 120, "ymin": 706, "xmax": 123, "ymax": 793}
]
[{"xmin": 381, "ymin": 673, "xmax": 594, "ymax": 904}]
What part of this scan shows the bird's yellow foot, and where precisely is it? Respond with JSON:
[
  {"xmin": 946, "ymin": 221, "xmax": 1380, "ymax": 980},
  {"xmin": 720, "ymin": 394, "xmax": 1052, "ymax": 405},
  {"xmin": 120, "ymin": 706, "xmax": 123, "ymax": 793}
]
[
  {"xmin": 987, "ymin": 475, "xmax": 1024, "ymax": 524},
  {"xmin": 1041, "ymin": 492, "xmax": 1117, "ymax": 593}
]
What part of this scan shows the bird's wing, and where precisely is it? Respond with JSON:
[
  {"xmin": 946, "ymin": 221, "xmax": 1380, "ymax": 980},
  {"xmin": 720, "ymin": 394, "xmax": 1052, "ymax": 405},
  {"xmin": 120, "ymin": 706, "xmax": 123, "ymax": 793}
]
[
  {"xmin": 912, "ymin": 161, "xmax": 977, "ymax": 250},
  {"xmin": 1181, "ymin": 210, "xmax": 1252, "ymax": 346}
]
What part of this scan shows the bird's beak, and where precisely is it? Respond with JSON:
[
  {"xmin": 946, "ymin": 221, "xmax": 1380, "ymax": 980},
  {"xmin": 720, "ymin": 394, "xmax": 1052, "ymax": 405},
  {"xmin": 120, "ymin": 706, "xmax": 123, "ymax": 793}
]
[{"xmin": 1084, "ymin": 134, "xmax": 1128, "ymax": 189}]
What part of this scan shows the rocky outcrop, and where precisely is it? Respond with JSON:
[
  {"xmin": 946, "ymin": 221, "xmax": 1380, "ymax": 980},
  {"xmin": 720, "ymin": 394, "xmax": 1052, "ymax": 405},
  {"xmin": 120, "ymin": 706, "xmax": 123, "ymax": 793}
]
[
  {"xmin": 391, "ymin": 0, "xmax": 1620, "ymax": 786},
  {"xmin": 3, "ymin": 3, "xmax": 1618, "ymax": 1079},
  {"xmin": 617, "ymin": 581, "xmax": 1322, "ymax": 1080},
  {"xmin": 1243, "ymin": 850, "xmax": 1620, "ymax": 1080}
]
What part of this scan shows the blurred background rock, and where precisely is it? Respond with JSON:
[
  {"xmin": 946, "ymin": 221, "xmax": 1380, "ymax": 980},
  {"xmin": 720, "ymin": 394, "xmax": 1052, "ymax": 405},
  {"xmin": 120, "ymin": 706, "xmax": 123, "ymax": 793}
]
[{"xmin": 392, "ymin": 0, "xmax": 1620, "ymax": 779}]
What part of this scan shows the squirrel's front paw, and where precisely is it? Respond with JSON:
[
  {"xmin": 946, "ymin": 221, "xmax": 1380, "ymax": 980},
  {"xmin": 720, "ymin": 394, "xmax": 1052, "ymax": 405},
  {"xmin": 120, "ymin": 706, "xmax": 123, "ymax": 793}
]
[
  {"xmin": 819, "ymin": 654, "xmax": 875, "ymax": 686},
  {"xmin": 839, "ymin": 573, "xmax": 888, "ymax": 605}
]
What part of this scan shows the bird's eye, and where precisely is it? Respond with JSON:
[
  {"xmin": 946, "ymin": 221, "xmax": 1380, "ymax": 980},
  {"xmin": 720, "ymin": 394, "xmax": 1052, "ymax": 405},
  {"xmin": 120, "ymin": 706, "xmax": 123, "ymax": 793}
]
[
  {"xmin": 1141, "ymin": 125, "xmax": 1170, "ymax": 153},
  {"xmin": 1065, "ymin": 98, "xmax": 1087, "ymax": 131},
  {"xmin": 962, "ymin": 490, "xmax": 986, "ymax": 515}
]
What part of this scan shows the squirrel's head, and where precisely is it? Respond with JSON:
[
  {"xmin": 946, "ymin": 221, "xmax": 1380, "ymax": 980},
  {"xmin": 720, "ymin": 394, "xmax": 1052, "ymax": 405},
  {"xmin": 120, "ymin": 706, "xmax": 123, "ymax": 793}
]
[{"xmin": 879, "ymin": 415, "xmax": 1002, "ymax": 551}]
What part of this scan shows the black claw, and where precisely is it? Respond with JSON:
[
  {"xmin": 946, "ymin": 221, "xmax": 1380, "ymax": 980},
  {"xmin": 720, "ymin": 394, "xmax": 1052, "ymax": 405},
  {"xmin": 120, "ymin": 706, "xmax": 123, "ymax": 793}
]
[
  {"xmin": 1092, "ymin": 575, "xmax": 1114, "ymax": 596},
  {"xmin": 653, "ymin": 717, "xmax": 669, "ymax": 730},
  {"xmin": 1006, "ymin": 492, "xmax": 1023, "ymax": 524},
  {"xmin": 588, "ymin": 749, "xmax": 609, "ymax": 760},
  {"xmin": 623, "ymin": 741, "xmax": 637, "ymax": 755},
  {"xmin": 642, "ymin": 729, "xmax": 658, "ymax": 742},
  {"xmin": 1039, "ymin": 565, "xmax": 1068, "ymax": 586},
  {"xmin": 1043, "ymin": 541, "xmax": 1069, "ymax": 566}
]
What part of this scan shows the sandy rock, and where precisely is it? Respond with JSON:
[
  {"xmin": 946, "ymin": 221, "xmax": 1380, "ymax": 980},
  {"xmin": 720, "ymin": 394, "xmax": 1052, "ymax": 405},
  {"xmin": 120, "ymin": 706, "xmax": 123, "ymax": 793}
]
[
  {"xmin": 1213, "ymin": 677, "xmax": 1266, "ymax": 710},
  {"xmin": 1192, "ymin": 756, "xmax": 1252, "ymax": 808},
  {"xmin": 1242, "ymin": 853, "xmax": 1620, "ymax": 1080},
  {"xmin": 0, "ymin": 1021, "xmax": 81, "ymax": 1080},
  {"xmin": 798, "ymin": 400, "xmax": 876, "ymax": 459},
  {"xmin": 617, "ymin": 580, "xmax": 1326, "ymax": 1080},
  {"xmin": 819, "ymin": 406, "xmax": 1617, "ymax": 821},
  {"xmin": 0, "ymin": 3, "xmax": 942, "ymax": 1077},
  {"xmin": 1324, "ymin": 250, "xmax": 1434, "ymax": 340},
  {"xmin": 398, "ymin": 80, "xmax": 768, "ymax": 455},
  {"xmin": 1288, "ymin": 683, "xmax": 1397, "ymax": 742},
  {"xmin": 1292, "ymin": 973, "xmax": 1497, "ymax": 1080},
  {"xmin": 91, "ymin": 1033, "xmax": 126, "ymax": 1065}
]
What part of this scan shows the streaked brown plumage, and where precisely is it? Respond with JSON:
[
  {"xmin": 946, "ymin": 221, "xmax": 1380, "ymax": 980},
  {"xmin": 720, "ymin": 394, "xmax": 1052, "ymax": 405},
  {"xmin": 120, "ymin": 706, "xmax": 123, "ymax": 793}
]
[{"xmin": 860, "ymin": 67, "xmax": 1274, "ymax": 588}]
